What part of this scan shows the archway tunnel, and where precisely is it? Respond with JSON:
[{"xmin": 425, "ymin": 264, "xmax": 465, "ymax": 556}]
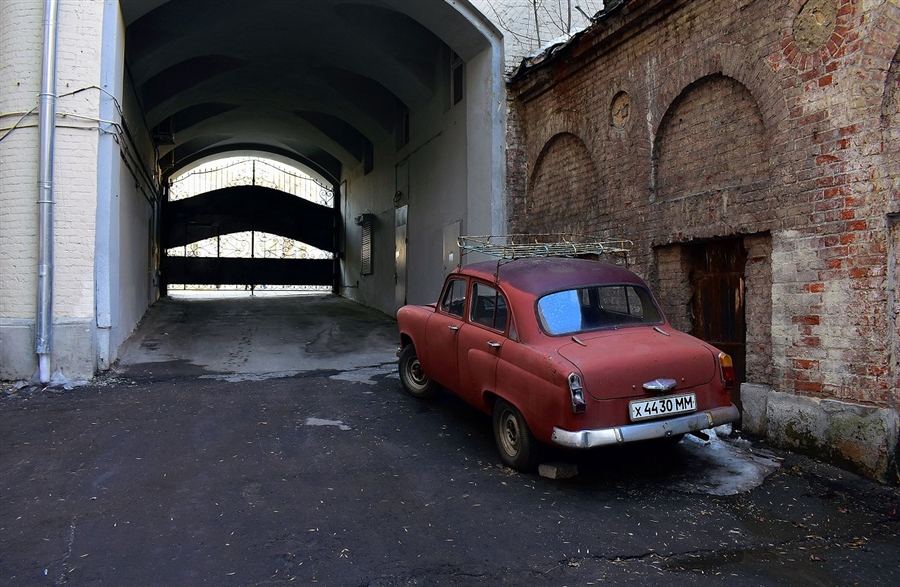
[
  {"xmin": 119, "ymin": 0, "xmax": 504, "ymax": 313},
  {"xmin": 0, "ymin": 0, "xmax": 513, "ymax": 381},
  {"xmin": 0, "ymin": 0, "xmax": 506, "ymax": 382}
]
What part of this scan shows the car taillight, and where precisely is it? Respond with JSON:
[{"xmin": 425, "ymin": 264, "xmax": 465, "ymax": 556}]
[
  {"xmin": 568, "ymin": 373, "xmax": 586, "ymax": 414},
  {"xmin": 719, "ymin": 352, "xmax": 735, "ymax": 390}
]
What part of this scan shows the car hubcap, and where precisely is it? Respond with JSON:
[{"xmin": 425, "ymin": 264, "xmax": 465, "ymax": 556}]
[
  {"xmin": 500, "ymin": 411, "xmax": 519, "ymax": 457},
  {"xmin": 409, "ymin": 359, "xmax": 427, "ymax": 387}
]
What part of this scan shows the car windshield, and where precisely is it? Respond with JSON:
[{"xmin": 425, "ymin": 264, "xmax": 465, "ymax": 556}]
[{"xmin": 536, "ymin": 284, "xmax": 663, "ymax": 335}]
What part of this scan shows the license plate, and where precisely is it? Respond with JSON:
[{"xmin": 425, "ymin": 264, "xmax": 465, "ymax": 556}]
[{"xmin": 629, "ymin": 393, "xmax": 696, "ymax": 422}]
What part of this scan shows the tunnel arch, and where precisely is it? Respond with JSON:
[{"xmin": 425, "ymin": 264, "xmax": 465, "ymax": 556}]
[
  {"xmin": 77, "ymin": 0, "xmax": 505, "ymax": 375},
  {"xmin": 113, "ymin": 0, "xmax": 504, "ymax": 308}
]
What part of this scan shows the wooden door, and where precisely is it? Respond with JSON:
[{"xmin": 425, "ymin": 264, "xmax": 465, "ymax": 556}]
[{"xmin": 689, "ymin": 240, "xmax": 747, "ymax": 411}]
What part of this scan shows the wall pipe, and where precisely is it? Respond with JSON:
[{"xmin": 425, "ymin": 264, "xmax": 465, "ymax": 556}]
[{"xmin": 36, "ymin": 0, "xmax": 60, "ymax": 383}]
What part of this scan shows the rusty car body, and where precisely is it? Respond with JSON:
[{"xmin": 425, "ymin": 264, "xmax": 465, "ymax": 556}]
[{"xmin": 396, "ymin": 253, "xmax": 739, "ymax": 471}]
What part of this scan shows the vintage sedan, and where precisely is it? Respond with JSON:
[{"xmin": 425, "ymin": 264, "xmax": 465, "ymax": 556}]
[{"xmin": 396, "ymin": 254, "xmax": 739, "ymax": 471}]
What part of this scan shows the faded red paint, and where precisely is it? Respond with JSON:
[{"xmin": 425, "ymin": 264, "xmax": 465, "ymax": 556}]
[{"xmin": 397, "ymin": 258, "xmax": 737, "ymax": 452}]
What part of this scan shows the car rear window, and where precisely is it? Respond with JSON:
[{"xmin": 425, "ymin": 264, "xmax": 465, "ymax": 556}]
[{"xmin": 537, "ymin": 285, "xmax": 663, "ymax": 335}]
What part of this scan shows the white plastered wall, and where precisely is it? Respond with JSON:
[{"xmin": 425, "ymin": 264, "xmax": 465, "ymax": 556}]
[
  {"xmin": 339, "ymin": 2, "xmax": 505, "ymax": 316},
  {"xmin": 0, "ymin": 0, "xmax": 153, "ymax": 382},
  {"xmin": 95, "ymin": 0, "xmax": 155, "ymax": 372},
  {"xmin": 1, "ymin": 0, "xmax": 104, "ymax": 381}
]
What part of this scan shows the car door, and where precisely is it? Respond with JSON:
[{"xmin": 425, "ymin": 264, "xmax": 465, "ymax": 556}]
[
  {"xmin": 457, "ymin": 281, "xmax": 509, "ymax": 407},
  {"xmin": 423, "ymin": 276, "xmax": 466, "ymax": 391}
]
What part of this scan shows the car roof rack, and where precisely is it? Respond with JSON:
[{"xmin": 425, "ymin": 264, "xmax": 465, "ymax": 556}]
[{"xmin": 457, "ymin": 234, "xmax": 632, "ymax": 260}]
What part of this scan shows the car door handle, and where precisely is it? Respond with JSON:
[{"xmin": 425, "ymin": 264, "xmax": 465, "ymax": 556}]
[
  {"xmin": 487, "ymin": 341, "xmax": 501, "ymax": 348},
  {"xmin": 448, "ymin": 325, "xmax": 459, "ymax": 331}
]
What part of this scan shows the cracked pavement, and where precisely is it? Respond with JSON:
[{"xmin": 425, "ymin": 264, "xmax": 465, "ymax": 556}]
[{"xmin": 1, "ymin": 294, "xmax": 898, "ymax": 585}]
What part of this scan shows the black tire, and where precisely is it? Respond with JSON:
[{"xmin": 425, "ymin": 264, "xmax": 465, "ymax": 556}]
[
  {"xmin": 398, "ymin": 344, "xmax": 437, "ymax": 399},
  {"xmin": 492, "ymin": 399, "xmax": 537, "ymax": 471}
]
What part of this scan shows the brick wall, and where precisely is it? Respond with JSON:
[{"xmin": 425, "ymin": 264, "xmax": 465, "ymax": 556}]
[
  {"xmin": 745, "ymin": 233, "xmax": 774, "ymax": 384},
  {"xmin": 526, "ymin": 133, "xmax": 600, "ymax": 234},
  {"xmin": 652, "ymin": 244, "xmax": 692, "ymax": 333},
  {"xmin": 654, "ymin": 75, "xmax": 768, "ymax": 201},
  {"xmin": 505, "ymin": 95, "xmax": 528, "ymax": 231},
  {"xmin": 508, "ymin": 0, "xmax": 900, "ymax": 411}
]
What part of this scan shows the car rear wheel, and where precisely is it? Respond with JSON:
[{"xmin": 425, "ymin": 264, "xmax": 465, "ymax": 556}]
[
  {"xmin": 492, "ymin": 399, "xmax": 537, "ymax": 471},
  {"xmin": 398, "ymin": 344, "xmax": 437, "ymax": 399}
]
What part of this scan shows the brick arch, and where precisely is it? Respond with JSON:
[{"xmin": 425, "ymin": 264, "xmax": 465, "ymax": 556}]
[
  {"xmin": 652, "ymin": 74, "xmax": 769, "ymax": 202},
  {"xmin": 524, "ymin": 108, "xmax": 597, "ymax": 170},
  {"xmin": 648, "ymin": 42, "xmax": 788, "ymax": 146},
  {"xmin": 523, "ymin": 133, "xmax": 601, "ymax": 234}
]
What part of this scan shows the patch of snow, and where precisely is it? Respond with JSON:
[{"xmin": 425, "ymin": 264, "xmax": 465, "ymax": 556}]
[
  {"xmin": 329, "ymin": 363, "xmax": 395, "ymax": 385},
  {"xmin": 675, "ymin": 426, "xmax": 781, "ymax": 496},
  {"xmin": 305, "ymin": 417, "xmax": 351, "ymax": 431},
  {"xmin": 200, "ymin": 371, "xmax": 300, "ymax": 382}
]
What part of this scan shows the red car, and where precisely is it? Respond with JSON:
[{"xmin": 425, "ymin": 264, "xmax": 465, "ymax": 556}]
[{"xmin": 396, "ymin": 254, "xmax": 739, "ymax": 471}]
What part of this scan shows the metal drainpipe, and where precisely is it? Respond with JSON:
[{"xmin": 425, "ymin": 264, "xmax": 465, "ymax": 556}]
[{"xmin": 36, "ymin": 0, "xmax": 60, "ymax": 383}]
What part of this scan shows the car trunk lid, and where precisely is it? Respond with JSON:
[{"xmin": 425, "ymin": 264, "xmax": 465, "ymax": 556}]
[{"xmin": 557, "ymin": 327, "xmax": 718, "ymax": 400}]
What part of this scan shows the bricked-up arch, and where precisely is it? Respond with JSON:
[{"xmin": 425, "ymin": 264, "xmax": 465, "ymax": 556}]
[
  {"xmin": 653, "ymin": 75, "xmax": 769, "ymax": 201},
  {"xmin": 525, "ymin": 133, "xmax": 600, "ymax": 234}
]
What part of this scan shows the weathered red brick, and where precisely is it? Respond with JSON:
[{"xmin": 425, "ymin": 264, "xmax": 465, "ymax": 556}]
[
  {"xmin": 792, "ymin": 315, "xmax": 821, "ymax": 325},
  {"xmin": 795, "ymin": 381, "xmax": 824, "ymax": 393},
  {"xmin": 793, "ymin": 359, "xmax": 820, "ymax": 370},
  {"xmin": 816, "ymin": 154, "xmax": 841, "ymax": 166},
  {"xmin": 506, "ymin": 0, "xmax": 898, "ymax": 420}
]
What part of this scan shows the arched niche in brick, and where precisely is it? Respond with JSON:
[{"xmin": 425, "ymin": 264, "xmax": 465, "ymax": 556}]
[
  {"xmin": 652, "ymin": 74, "xmax": 769, "ymax": 202},
  {"xmin": 525, "ymin": 133, "xmax": 600, "ymax": 234}
]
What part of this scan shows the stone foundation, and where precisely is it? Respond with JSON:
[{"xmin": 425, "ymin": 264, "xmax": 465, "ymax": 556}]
[
  {"xmin": 742, "ymin": 383, "xmax": 899, "ymax": 484},
  {"xmin": 0, "ymin": 318, "xmax": 95, "ymax": 383}
]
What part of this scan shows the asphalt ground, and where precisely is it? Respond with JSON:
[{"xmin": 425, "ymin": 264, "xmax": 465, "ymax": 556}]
[{"xmin": 2, "ymin": 294, "xmax": 898, "ymax": 586}]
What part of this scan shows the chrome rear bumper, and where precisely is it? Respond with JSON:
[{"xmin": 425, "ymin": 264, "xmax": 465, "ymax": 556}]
[{"xmin": 550, "ymin": 404, "xmax": 740, "ymax": 449}]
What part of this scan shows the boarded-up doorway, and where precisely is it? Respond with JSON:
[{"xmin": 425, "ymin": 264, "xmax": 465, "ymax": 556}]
[{"xmin": 688, "ymin": 239, "xmax": 747, "ymax": 412}]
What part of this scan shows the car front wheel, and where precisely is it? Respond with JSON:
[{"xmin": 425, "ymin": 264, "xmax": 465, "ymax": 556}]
[
  {"xmin": 492, "ymin": 399, "xmax": 537, "ymax": 471},
  {"xmin": 398, "ymin": 344, "xmax": 437, "ymax": 399}
]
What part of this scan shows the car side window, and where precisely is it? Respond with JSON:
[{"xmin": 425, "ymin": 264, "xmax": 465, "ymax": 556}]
[
  {"xmin": 470, "ymin": 282, "xmax": 508, "ymax": 332},
  {"xmin": 440, "ymin": 278, "xmax": 467, "ymax": 317}
]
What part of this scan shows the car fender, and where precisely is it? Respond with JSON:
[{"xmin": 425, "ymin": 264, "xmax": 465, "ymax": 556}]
[
  {"xmin": 397, "ymin": 305, "xmax": 431, "ymax": 358},
  {"xmin": 487, "ymin": 342, "xmax": 574, "ymax": 445}
]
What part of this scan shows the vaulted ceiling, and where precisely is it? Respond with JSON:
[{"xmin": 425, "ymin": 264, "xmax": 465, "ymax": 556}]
[{"xmin": 120, "ymin": 0, "xmax": 491, "ymax": 184}]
